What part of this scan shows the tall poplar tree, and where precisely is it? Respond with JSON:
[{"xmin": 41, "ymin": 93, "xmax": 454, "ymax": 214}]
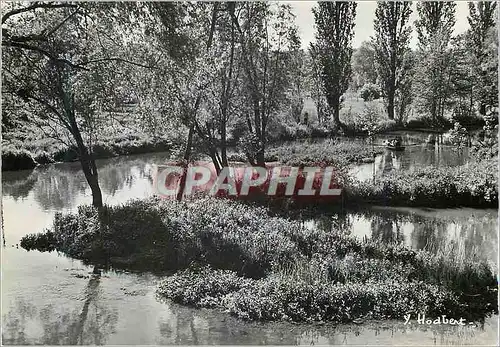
[
  {"xmin": 312, "ymin": 2, "xmax": 357, "ymax": 128},
  {"xmin": 468, "ymin": 2, "xmax": 498, "ymax": 117},
  {"xmin": 413, "ymin": 1, "xmax": 456, "ymax": 123},
  {"xmin": 372, "ymin": 1, "xmax": 412, "ymax": 121}
]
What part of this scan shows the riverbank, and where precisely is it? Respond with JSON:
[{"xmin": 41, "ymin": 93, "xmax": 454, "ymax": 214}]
[
  {"xmin": 20, "ymin": 197, "xmax": 498, "ymax": 324},
  {"xmin": 1, "ymin": 126, "xmax": 466, "ymax": 172},
  {"xmin": 345, "ymin": 158, "xmax": 498, "ymax": 208},
  {"xmin": 2, "ymin": 134, "xmax": 384, "ymax": 172},
  {"xmin": 1, "ymin": 133, "xmax": 177, "ymax": 171}
]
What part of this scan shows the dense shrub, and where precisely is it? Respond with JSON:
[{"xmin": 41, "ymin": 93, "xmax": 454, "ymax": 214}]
[
  {"xmin": 346, "ymin": 159, "xmax": 498, "ymax": 207},
  {"xmin": 1, "ymin": 148, "xmax": 38, "ymax": 171},
  {"xmin": 359, "ymin": 83, "xmax": 381, "ymax": 102},
  {"xmin": 377, "ymin": 119, "xmax": 398, "ymax": 132},
  {"xmin": 21, "ymin": 198, "xmax": 303, "ymax": 277},
  {"xmin": 33, "ymin": 151, "xmax": 55, "ymax": 165},
  {"xmin": 159, "ymin": 259, "xmax": 494, "ymax": 323},
  {"xmin": 20, "ymin": 231, "xmax": 57, "ymax": 252},
  {"xmin": 157, "ymin": 266, "xmax": 251, "ymax": 308},
  {"xmin": 405, "ymin": 116, "xmax": 451, "ymax": 130},
  {"xmin": 265, "ymin": 121, "xmax": 332, "ymax": 142},
  {"xmin": 228, "ymin": 276, "xmax": 459, "ymax": 322}
]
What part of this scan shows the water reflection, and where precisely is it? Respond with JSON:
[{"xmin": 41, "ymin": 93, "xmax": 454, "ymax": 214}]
[
  {"xmin": 2, "ymin": 146, "xmax": 498, "ymax": 345},
  {"xmin": 2, "ymin": 248, "xmax": 497, "ymax": 346},
  {"xmin": 2, "ymin": 152, "xmax": 167, "ymax": 213},
  {"xmin": 350, "ymin": 131, "xmax": 470, "ymax": 182},
  {"xmin": 305, "ymin": 207, "xmax": 498, "ymax": 268}
]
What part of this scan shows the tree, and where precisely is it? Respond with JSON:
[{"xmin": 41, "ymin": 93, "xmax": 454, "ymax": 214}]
[
  {"xmin": 229, "ymin": 2, "xmax": 300, "ymax": 166},
  {"xmin": 307, "ymin": 44, "xmax": 327, "ymax": 124},
  {"xmin": 2, "ymin": 3, "xmax": 150, "ymax": 207},
  {"xmin": 2, "ymin": 3, "xmax": 105, "ymax": 207},
  {"xmin": 372, "ymin": 1, "xmax": 412, "ymax": 121},
  {"xmin": 137, "ymin": 2, "xmax": 241, "ymax": 177},
  {"xmin": 288, "ymin": 49, "xmax": 306, "ymax": 124},
  {"xmin": 448, "ymin": 33, "xmax": 476, "ymax": 121},
  {"xmin": 394, "ymin": 50, "xmax": 416, "ymax": 124},
  {"xmin": 467, "ymin": 2, "xmax": 498, "ymax": 117},
  {"xmin": 413, "ymin": 1, "xmax": 456, "ymax": 123},
  {"xmin": 351, "ymin": 41, "xmax": 377, "ymax": 89},
  {"xmin": 312, "ymin": 1, "xmax": 357, "ymax": 128}
]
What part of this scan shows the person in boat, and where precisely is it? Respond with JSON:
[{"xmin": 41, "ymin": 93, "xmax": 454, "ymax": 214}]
[
  {"xmin": 394, "ymin": 136, "xmax": 402, "ymax": 147},
  {"xmin": 387, "ymin": 137, "xmax": 402, "ymax": 148}
]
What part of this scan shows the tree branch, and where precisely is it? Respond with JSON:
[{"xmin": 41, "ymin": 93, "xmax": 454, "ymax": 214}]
[
  {"xmin": 1, "ymin": 40, "xmax": 90, "ymax": 70},
  {"xmin": 76, "ymin": 57, "xmax": 158, "ymax": 70},
  {"xmin": 2, "ymin": 2, "xmax": 78, "ymax": 24},
  {"xmin": 43, "ymin": 9, "xmax": 80, "ymax": 38}
]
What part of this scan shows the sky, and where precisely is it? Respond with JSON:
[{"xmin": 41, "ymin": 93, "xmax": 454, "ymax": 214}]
[{"xmin": 287, "ymin": 1, "xmax": 472, "ymax": 49}]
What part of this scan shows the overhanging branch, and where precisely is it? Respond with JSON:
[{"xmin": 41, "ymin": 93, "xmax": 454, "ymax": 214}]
[
  {"xmin": 2, "ymin": 40, "xmax": 90, "ymax": 70},
  {"xmin": 2, "ymin": 2, "xmax": 78, "ymax": 24}
]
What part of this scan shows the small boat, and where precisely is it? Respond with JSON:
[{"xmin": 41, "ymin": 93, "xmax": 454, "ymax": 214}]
[
  {"xmin": 386, "ymin": 145, "xmax": 405, "ymax": 151},
  {"xmin": 383, "ymin": 139, "xmax": 405, "ymax": 151}
]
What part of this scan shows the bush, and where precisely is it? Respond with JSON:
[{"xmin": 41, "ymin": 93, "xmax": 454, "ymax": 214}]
[
  {"xmin": 406, "ymin": 116, "xmax": 451, "ymax": 129},
  {"xmin": 266, "ymin": 139, "xmax": 381, "ymax": 168},
  {"xmin": 34, "ymin": 151, "xmax": 55, "ymax": 165},
  {"xmin": 228, "ymin": 276, "xmax": 459, "ymax": 322},
  {"xmin": 21, "ymin": 198, "xmax": 303, "ymax": 277},
  {"xmin": 359, "ymin": 83, "xmax": 381, "ymax": 102},
  {"xmin": 159, "ymin": 250, "xmax": 496, "ymax": 323},
  {"xmin": 377, "ymin": 119, "xmax": 398, "ymax": 132},
  {"xmin": 346, "ymin": 159, "xmax": 498, "ymax": 207},
  {"xmin": 157, "ymin": 209, "xmax": 497, "ymax": 322},
  {"xmin": 451, "ymin": 105, "xmax": 484, "ymax": 128},
  {"xmin": 1, "ymin": 148, "xmax": 38, "ymax": 171},
  {"xmin": 20, "ymin": 231, "xmax": 57, "ymax": 252},
  {"xmin": 157, "ymin": 266, "xmax": 251, "ymax": 308}
]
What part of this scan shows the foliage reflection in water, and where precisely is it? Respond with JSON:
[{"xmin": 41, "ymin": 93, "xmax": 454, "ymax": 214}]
[{"xmin": 1, "ymin": 146, "xmax": 497, "ymax": 345}]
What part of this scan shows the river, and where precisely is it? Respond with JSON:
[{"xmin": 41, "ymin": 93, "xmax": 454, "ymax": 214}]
[{"xmin": 2, "ymin": 137, "xmax": 498, "ymax": 345}]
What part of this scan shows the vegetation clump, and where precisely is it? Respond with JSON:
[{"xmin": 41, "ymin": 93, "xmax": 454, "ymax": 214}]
[
  {"xmin": 21, "ymin": 197, "xmax": 498, "ymax": 323},
  {"xmin": 347, "ymin": 159, "xmax": 498, "ymax": 207},
  {"xmin": 359, "ymin": 83, "xmax": 382, "ymax": 102},
  {"xmin": 265, "ymin": 139, "xmax": 382, "ymax": 167}
]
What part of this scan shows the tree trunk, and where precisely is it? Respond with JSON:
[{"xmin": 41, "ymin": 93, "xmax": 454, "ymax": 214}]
[
  {"xmin": 255, "ymin": 150, "xmax": 265, "ymax": 167},
  {"xmin": 69, "ymin": 118, "xmax": 103, "ymax": 208},
  {"xmin": 77, "ymin": 146, "xmax": 103, "ymax": 208},
  {"xmin": 220, "ymin": 125, "xmax": 228, "ymax": 167},
  {"xmin": 430, "ymin": 99, "xmax": 437, "ymax": 124},
  {"xmin": 387, "ymin": 89, "xmax": 395, "ymax": 120},
  {"xmin": 256, "ymin": 113, "xmax": 266, "ymax": 167},
  {"xmin": 184, "ymin": 125, "xmax": 194, "ymax": 160},
  {"xmin": 327, "ymin": 93, "xmax": 343, "ymax": 128},
  {"xmin": 479, "ymin": 103, "xmax": 486, "ymax": 117},
  {"xmin": 176, "ymin": 125, "xmax": 194, "ymax": 201}
]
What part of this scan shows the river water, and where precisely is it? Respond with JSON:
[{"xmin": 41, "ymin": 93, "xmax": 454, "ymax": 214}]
[{"xmin": 2, "ymin": 138, "xmax": 498, "ymax": 345}]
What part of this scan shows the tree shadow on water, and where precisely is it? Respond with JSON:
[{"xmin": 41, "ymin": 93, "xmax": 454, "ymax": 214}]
[{"xmin": 2, "ymin": 274, "xmax": 118, "ymax": 345}]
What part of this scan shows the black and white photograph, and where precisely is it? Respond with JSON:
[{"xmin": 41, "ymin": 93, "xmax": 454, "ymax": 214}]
[{"xmin": 1, "ymin": 1, "xmax": 498, "ymax": 345}]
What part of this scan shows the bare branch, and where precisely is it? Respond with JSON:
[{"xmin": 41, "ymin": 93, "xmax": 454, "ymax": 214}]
[
  {"xmin": 42, "ymin": 9, "xmax": 80, "ymax": 38},
  {"xmin": 76, "ymin": 57, "xmax": 157, "ymax": 70}
]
